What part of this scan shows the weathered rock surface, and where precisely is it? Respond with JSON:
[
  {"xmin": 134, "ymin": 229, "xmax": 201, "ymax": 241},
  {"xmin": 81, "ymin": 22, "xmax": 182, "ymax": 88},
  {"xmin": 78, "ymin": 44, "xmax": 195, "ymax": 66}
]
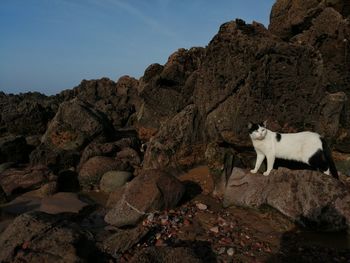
[
  {"xmin": 0, "ymin": 165, "xmax": 52, "ymax": 196},
  {"xmin": 130, "ymin": 247, "xmax": 204, "ymax": 263},
  {"xmin": 78, "ymin": 156, "xmax": 129, "ymax": 190},
  {"xmin": 99, "ymin": 171, "xmax": 132, "ymax": 193},
  {"xmin": 104, "ymin": 170, "xmax": 185, "ymax": 227},
  {"xmin": 223, "ymin": 167, "xmax": 350, "ymax": 231},
  {"xmin": 0, "ymin": 135, "xmax": 33, "ymax": 164},
  {"xmin": 0, "ymin": 212, "xmax": 105, "ymax": 263}
]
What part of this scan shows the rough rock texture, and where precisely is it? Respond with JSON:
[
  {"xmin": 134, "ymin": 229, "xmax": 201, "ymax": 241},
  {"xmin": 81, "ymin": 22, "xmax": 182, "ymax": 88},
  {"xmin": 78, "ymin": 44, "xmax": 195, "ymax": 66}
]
[
  {"xmin": 0, "ymin": 212, "xmax": 105, "ymax": 263},
  {"xmin": 104, "ymin": 170, "xmax": 185, "ymax": 227},
  {"xmin": 78, "ymin": 156, "xmax": 129, "ymax": 190},
  {"xmin": 0, "ymin": 165, "xmax": 52, "ymax": 196},
  {"xmin": 39, "ymin": 192, "xmax": 90, "ymax": 214},
  {"xmin": 41, "ymin": 98, "xmax": 114, "ymax": 151},
  {"xmin": 223, "ymin": 167, "xmax": 350, "ymax": 231},
  {"xmin": 60, "ymin": 76, "xmax": 141, "ymax": 130},
  {"xmin": 0, "ymin": 135, "xmax": 32, "ymax": 164},
  {"xmin": 129, "ymin": 247, "xmax": 204, "ymax": 263},
  {"xmin": 0, "ymin": 92, "xmax": 59, "ymax": 137}
]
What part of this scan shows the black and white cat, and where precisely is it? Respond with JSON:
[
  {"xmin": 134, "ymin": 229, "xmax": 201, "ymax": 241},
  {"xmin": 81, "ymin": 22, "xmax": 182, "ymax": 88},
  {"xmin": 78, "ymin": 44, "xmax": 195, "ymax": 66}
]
[{"xmin": 248, "ymin": 121, "xmax": 338, "ymax": 179}]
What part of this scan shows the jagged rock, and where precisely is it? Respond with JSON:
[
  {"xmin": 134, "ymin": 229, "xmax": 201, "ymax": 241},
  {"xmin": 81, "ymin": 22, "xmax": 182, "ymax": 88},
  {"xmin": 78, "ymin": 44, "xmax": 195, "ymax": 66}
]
[
  {"xmin": 0, "ymin": 165, "xmax": 52, "ymax": 196},
  {"xmin": 99, "ymin": 171, "xmax": 133, "ymax": 193},
  {"xmin": 41, "ymin": 98, "xmax": 115, "ymax": 151},
  {"xmin": 129, "ymin": 247, "xmax": 205, "ymax": 263},
  {"xmin": 0, "ymin": 92, "xmax": 58, "ymax": 137},
  {"xmin": 223, "ymin": 167, "xmax": 350, "ymax": 231},
  {"xmin": 143, "ymin": 104, "xmax": 205, "ymax": 170},
  {"xmin": 78, "ymin": 156, "xmax": 129, "ymax": 190},
  {"xmin": 103, "ymin": 225, "xmax": 150, "ymax": 255},
  {"xmin": 0, "ymin": 212, "xmax": 105, "ymax": 263},
  {"xmin": 60, "ymin": 77, "xmax": 141, "ymax": 130},
  {"xmin": 104, "ymin": 170, "xmax": 185, "ymax": 227},
  {"xmin": 0, "ymin": 135, "xmax": 32, "ymax": 164}
]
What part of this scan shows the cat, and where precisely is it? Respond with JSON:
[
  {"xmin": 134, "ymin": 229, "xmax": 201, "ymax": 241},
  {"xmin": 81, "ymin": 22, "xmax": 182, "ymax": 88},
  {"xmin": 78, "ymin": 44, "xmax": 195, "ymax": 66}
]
[{"xmin": 248, "ymin": 121, "xmax": 339, "ymax": 179}]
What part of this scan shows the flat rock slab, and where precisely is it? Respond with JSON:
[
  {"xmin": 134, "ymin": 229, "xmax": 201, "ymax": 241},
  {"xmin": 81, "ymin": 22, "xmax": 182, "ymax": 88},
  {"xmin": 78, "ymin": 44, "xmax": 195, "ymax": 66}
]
[
  {"xmin": 223, "ymin": 167, "xmax": 350, "ymax": 231},
  {"xmin": 39, "ymin": 192, "xmax": 89, "ymax": 214},
  {"xmin": 1, "ymin": 195, "xmax": 41, "ymax": 215}
]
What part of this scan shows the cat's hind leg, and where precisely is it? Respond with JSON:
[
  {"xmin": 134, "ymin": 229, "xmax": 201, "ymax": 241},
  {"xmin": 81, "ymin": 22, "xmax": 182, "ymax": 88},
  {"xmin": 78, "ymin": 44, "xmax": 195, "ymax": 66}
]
[{"xmin": 250, "ymin": 151, "xmax": 265, "ymax": 174}]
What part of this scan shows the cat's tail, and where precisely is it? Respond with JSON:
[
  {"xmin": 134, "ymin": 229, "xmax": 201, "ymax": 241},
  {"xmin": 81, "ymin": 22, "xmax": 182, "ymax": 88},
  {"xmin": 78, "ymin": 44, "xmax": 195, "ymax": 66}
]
[{"xmin": 321, "ymin": 138, "xmax": 339, "ymax": 179}]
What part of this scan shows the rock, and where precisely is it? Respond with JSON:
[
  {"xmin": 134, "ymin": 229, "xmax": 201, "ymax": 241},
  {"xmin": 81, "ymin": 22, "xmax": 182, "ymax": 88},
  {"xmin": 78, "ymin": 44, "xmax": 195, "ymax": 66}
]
[
  {"xmin": 106, "ymin": 186, "xmax": 126, "ymax": 208},
  {"xmin": 0, "ymin": 162, "xmax": 14, "ymax": 173},
  {"xmin": 223, "ymin": 167, "xmax": 350, "ymax": 231},
  {"xmin": 0, "ymin": 92, "xmax": 58, "ymax": 136},
  {"xmin": 103, "ymin": 225, "xmax": 150, "ymax": 255},
  {"xmin": 78, "ymin": 156, "xmax": 129, "ymax": 190},
  {"xmin": 99, "ymin": 171, "xmax": 133, "ymax": 193},
  {"xmin": 115, "ymin": 147, "xmax": 141, "ymax": 167},
  {"xmin": 196, "ymin": 203, "xmax": 208, "ymax": 210},
  {"xmin": 104, "ymin": 170, "xmax": 185, "ymax": 227},
  {"xmin": 0, "ymin": 212, "xmax": 105, "ymax": 262},
  {"xmin": 129, "ymin": 247, "xmax": 204, "ymax": 263},
  {"xmin": 41, "ymin": 98, "xmax": 115, "ymax": 151},
  {"xmin": 0, "ymin": 135, "xmax": 32, "ymax": 163},
  {"xmin": 56, "ymin": 170, "xmax": 80, "ymax": 192},
  {"xmin": 39, "ymin": 192, "xmax": 90, "ymax": 214},
  {"xmin": 143, "ymin": 104, "xmax": 205, "ymax": 170},
  {"xmin": 0, "ymin": 185, "xmax": 6, "ymax": 204},
  {"xmin": 0, "ymin": 195, "xmax": 41, "ymax": 215},
  {"xmin": 0, "ymin": 165, "xmax": 52, "ymax": 196}
]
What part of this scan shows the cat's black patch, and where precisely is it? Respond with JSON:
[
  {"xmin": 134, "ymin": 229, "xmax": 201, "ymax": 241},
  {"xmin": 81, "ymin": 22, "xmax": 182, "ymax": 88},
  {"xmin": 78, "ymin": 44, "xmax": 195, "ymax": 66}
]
[
  {"xmin": 321, "ymin": 138, "xmax": 339, "ymax": 179},
  {"xmin": 308, "ymin": 149, "xmax": 329, "ymax": 172},
  {"xmin": 276, "ymin": 133, "xmax": 281, "ymax": 142},
  {"xmin": 248, "ymin": 123, "xmax": 259, "ymax": 134}
]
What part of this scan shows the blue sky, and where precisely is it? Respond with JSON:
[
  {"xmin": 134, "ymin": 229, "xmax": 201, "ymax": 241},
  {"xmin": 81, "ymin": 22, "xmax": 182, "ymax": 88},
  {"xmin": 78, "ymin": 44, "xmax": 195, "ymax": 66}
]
[{"xmin": 0, "ymin": 0, "xmax": 275, "ymax": 95}]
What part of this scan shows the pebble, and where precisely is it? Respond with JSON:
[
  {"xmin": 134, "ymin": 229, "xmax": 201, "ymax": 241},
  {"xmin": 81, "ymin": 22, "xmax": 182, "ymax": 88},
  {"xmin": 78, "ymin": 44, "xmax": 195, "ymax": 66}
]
[
  {"xmin": 227, "ymin": 248, "xmax": 235, "ymax": 256},
  {"xmin": 218, "ymin": 247, "xmax": 226, "ymax": 255},
  {"xmin": 196, "ymin": 203, "xmax": 207, "ymax": 210},
  {"xmin": 210, "ymin": 226, "xmax": 219, "ymax": 233}
]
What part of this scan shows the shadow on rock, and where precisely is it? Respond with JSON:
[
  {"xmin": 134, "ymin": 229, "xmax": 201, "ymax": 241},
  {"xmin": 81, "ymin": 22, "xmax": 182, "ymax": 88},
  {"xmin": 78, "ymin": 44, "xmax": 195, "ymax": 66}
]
[{"xmin": 178, "ymin": 180, "xmax": 203, "ymax": 205}]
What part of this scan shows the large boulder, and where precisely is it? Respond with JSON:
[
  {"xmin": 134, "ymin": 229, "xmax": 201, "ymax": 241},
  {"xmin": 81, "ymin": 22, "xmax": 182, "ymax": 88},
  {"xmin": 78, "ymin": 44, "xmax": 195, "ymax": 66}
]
[
  {"xmin": 104, "ymin": 170, "xmax": 185, "ymax": 227},
  {"xmin": 223, "ymin": 167, "xmax": 350, "ymax": 231},
  {"xmin": 41, "ymin": 98, "xmax": 114, "ymax": 151},
  {"xmin": 0, "ymin": 212, "xmax": 105, "ymax": 262}
]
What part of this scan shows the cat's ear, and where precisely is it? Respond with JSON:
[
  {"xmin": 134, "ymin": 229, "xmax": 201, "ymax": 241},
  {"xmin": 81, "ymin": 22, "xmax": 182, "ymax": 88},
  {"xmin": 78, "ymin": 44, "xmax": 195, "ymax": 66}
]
[
  {"xmin": 263, "ymin": 120, "xmax": 268, "ymax": 127},
  {"xmin": 248, "ymin": 122, "xmax": 253, "ymax": 129}
]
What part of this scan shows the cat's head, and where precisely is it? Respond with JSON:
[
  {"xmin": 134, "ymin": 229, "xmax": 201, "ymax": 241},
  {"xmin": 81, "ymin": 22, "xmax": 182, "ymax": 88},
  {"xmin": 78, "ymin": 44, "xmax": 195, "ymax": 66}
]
[{"xmin": 248, "ymin": 121, "xmax": 267, "ymax": 140}]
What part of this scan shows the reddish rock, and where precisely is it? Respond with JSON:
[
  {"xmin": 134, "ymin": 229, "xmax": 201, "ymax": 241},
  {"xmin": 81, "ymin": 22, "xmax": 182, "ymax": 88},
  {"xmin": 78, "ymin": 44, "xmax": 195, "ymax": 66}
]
[{"xmin": 0, "ymin": 165, "xmax": 52, "ymax": 195}]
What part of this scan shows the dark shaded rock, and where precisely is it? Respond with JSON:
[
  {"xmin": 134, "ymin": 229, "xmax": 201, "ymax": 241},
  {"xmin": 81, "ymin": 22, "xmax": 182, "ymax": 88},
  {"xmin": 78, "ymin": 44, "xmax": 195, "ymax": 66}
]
[
  {"xmin": 41, "ymin": 98, "xmax": 115, "ymax": 151},
  {"xmin": 0, "ymin": 135, "xmax": 33, "ymax": 164},
  {"xmin": 60, "ymin": 76, "xmax": 141, "ymax": 130},
  {"xmin": 0, "ymin": 92, "xmax": 58, "ymax": 137},
  {"xmin": 143, "ymin": 104, "xmax": 205, "ymax": 170},
  {"xmin": 0, "ymin": 165, "xmax": 52, "ymax": 196},
  {"xmin": 104, "ymin": 170, "xmax": 185, "ymax": 227},
  {"xmin": 0, "ymin": 195, "xmax": 41, "ymax": 216},
  {"xmin": 0, "ymin": 211, "xmax": 106, "ymax": 263},
  {"xmin": 56, "ymin": 170, "xmax": 80, "ymax": 192},
  {"xmin": 30, "ymin": 143, "xmax": 80, "ymax": 172},
  {"xmin": 106, "ymin": 186, "xmax": 126, "ymax": 208},
  {"xmin": 136, "ymin": 47, "xmax": 205, "ymax": 136},
  {"xmin": 103, "ymin": 225, "xmax": 150, "ymax": 256},
  {"xmin": 78, "ymin": 156, "xmax": 129, "ymax": 190},
  {"xmin": 0, "ymin": 185, "xmax": 7, "ymax": 205},
  {"xmin": 223, "ymin": 167, "xmax": 350, "ymax": 231},
  {"xmin": 129, "ymin": 247, "xmax": 205, "ymax": 263},
  {"xmin": 115, "ymin": 147, "xmax": 141, "ymax": 167}
]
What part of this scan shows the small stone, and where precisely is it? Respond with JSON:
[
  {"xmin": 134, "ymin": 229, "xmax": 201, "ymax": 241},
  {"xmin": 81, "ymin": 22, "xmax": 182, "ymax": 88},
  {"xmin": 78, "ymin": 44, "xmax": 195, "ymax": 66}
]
[
  {"xmin": 218, "ymin": 247, "xmax": 226, "ymax": 255},
  {"xmin": 155, "ymin": 239, "xmax": 166, "ymax": 247},
  {"xmin": 209, "ymin": 226, "xmax": 219, "ymax": 233},
  {"xmin": 196, "ymin": 203, "xmax": 207, "ymax": 210},
  {"xmin": 227, "ymin": 248, "xmax": 235, "ymax": 256}
]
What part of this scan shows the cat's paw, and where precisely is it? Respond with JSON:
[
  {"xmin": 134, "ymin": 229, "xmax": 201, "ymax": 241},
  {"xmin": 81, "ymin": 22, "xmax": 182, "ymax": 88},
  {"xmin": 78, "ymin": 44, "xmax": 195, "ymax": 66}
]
[
  {"xmin": 263, "ymin": 171, "xmax": 270, "ymax": 176},
  {"xmin": 250, "ymin": 169, "xmax": 258, "ymax": 174}
]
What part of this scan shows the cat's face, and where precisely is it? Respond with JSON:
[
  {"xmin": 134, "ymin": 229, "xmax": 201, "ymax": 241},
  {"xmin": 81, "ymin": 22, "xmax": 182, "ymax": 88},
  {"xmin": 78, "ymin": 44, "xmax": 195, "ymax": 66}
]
[{"xmin": 248, "ymin": 122, "xmax": 267, "ymax": 140}]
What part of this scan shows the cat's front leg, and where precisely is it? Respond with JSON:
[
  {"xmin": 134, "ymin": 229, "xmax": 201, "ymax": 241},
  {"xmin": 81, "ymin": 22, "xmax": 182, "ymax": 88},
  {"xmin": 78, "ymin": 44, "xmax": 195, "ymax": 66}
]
[
  {"xmin": 263, "ymin": 154, "xmax": 275, "ymax": 176},
  {"xmin": 250, "ymin": 151, "xmax": 265, "ymax": 174}
]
